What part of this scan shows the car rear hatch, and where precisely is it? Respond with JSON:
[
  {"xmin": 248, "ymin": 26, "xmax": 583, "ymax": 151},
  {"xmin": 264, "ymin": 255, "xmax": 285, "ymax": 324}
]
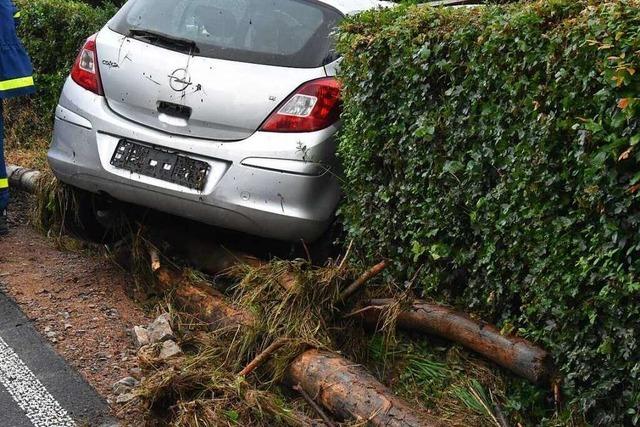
[{"xmin": 98, "ymin": 0, "xmax": 343, "ymax": 141}]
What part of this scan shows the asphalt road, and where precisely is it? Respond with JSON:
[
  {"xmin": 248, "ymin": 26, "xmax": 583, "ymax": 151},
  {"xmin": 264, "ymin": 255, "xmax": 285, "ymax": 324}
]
[{"xmin": 0, "ymin": 292, "xmax": 116, "ymax": 427}]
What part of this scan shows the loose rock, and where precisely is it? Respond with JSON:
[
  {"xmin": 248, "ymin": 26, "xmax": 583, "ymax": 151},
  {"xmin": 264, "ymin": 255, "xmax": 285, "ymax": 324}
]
[
  {"xmin": 159, "ymin": 340, "xmax": 182, "ymax": 360},
  {"xmin": 132, "ymin": 326, "xmax": 150, "ymax": 348},
  {"xmin": 116, "ymin": 392, "xmax": 136, "ymax": 404},
  {"xmin": 112, "ymin": 377, "xmax": 139, "ymax": 396},
  {"xmin": 147, "ymin": 313, "xmax": 173, "ymax": 343}
]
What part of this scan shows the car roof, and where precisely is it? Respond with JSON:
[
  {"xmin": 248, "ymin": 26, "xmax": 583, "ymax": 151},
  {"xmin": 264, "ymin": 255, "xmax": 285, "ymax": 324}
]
[{"xmin": 318, "ymin": 0, "xmax": 395, "ymax": 15}]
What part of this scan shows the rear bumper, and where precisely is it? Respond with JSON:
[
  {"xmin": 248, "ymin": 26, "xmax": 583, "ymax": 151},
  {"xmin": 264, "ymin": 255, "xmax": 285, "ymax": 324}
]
[{"xmin": 48, "ymin": 78, "xmax": 341, "ymax": 241}]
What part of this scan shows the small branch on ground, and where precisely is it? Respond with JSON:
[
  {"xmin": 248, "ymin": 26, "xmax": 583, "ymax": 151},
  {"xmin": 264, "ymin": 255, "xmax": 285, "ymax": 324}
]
[
  {"xmin": 337, "ymin": 239, "xmax": 353, "ymax": 272},
  {"xmin": 238, "ymin": 338, "xmax": 290, "ymax": 378},
  {"xmin": 300, "ymin": 239, "xmax": 312, "ymax": 264},
  {"xmin": 339, "ymin": 260, "xmax": 388, "ymax": 302},
  {"xmin": 490, "ymin": 390, "xmax": 510, "ymax": 427},
  {"xmin": 553, "ymin": 378, "xmax": 562, "ymax": 412},
  {"xmin": 343, "ymin": 305, "xmax": 377, "ymax": 319},
  {"xmin": 293, "ymin": 384, "xmax": 336, "ymax": 427},
  {"xmin": 149, "ymin": 246, "xmax": 161, "ymax": 272},
  {"xmin": 469, "ymin": 385, "xmax": 501, "ymax": 427}
]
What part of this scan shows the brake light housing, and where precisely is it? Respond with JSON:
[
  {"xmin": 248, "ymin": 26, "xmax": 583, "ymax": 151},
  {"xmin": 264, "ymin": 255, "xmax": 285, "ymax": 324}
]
[
  {"xmin": 260, "ymin": 77, "xmax": 341, "ymax": 133},
  {"xmin": 71, "ymin": 34, "xmax": 103, "ymax": 95}
]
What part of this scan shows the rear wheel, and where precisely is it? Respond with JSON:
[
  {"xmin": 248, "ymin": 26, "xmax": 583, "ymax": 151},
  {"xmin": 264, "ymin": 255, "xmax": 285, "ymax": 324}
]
[
  {"xmin": 39, "ymin": 184, "xmax": 126, "ymax": 243},
  {"xmin": 308, "ymin": 219, "xmax": 344, "ymax": 265},
  {"xmin": 72, "ymin": 189, "xmax": 128, "ymax": 242}
]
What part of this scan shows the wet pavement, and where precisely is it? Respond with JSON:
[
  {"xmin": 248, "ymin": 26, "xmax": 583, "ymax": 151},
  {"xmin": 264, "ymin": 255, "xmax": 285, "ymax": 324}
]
[{"xmin": 0, "ymin": 292, "xmax": 116, "ymax": 427}]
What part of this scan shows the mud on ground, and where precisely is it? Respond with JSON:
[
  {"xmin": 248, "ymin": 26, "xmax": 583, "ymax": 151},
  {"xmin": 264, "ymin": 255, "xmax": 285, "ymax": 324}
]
[{"xmin": 0, "ymin": 192, "xmax": 151, "ymax": 425}]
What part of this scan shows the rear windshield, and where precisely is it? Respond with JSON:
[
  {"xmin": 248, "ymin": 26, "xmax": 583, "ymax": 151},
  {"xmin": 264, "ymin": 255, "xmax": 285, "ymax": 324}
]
[{"xmin": 109, "ymin": 0, "xmax": 343, "ymax": 68}]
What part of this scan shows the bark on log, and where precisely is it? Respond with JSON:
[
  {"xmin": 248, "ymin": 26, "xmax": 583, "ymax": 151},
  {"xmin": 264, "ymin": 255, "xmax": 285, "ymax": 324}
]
[
  {"xmin": 154, "ymin": 268, "xmax": 444, "ymax": 426},
  {"xmin": 286, "ymin": 350, "xmax": 444, "ymax": 427},
  {"xmin": 358, "ymin": 299, "xmax": 554, "ymax": 384}
]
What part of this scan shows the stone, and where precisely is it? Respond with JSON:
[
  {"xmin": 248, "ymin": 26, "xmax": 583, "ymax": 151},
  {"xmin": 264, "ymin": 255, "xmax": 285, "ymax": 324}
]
[
  {"xmin": 132, "ymin": 326, "xmax": 150, "ymax": 348},
  {"xmin": 106, "ymin": 308, "xmax": 119, "ymax": 318},
  {"xmin": 159, "ymin": 340, "xmax": 182, "ymax": 360},
  {"xmin": 112, "ymin": 377, "xmax": 139, "ymax": 395},
  {"xmin": 147, "ymin": 313, "xmax": 173, "ymax": 343},
  {"xmin": 116, "ymin": 393, "xmax": 136, "ymax": 404}
]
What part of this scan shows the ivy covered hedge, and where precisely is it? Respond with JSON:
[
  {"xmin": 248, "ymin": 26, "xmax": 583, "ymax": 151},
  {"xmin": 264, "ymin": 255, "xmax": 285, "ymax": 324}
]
[{"xmin": 336, "ymin": 0, "xmax": 639, "ymax": 424}]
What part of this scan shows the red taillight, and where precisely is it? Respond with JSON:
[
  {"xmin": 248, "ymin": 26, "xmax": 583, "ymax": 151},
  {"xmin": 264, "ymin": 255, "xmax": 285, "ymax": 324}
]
[
  {"xmin": 260, "ymin": 77, "xmax": 341, "ymax": 133},
  {"xmin": 70, "ymin": 34, "xmax": 103, "ymax": 95}
]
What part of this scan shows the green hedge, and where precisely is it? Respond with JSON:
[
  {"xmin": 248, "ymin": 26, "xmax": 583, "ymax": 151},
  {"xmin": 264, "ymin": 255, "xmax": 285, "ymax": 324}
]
[
  {"xmin": 5, "ymin": 0, "xmax": 114, "ymax": 164},
  {"xmin": 336, "ymin": 0, "xmax": 639, "ymax": 424},
  {"xmin": 15, "ymin": 0, "xmax": 116, "ymax": 119}
]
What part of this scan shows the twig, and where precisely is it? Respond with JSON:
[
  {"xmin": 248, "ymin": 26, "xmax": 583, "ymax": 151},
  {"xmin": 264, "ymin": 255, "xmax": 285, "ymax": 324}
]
[
  {"xmin": 469, "ymin": 386, "xmax": 501, "ymax": 427},
  {"xmin": 337, "ymin": 239, "xmax": 354, "ymax": 271},
  {"xmin": 238, "ymin": 338, "xmax": 289, "ymax": 377},
  {"xmin": 293, "ymin": 384, "xmax": 336, "ymax": 427},
  {"xmin": 553, "ymin": 378, "xmax": 562, "ymax": 413},
  {"xmin": 490, "ymin": 390, "xmax": 510, "ymax": 427},
  {"xmin": 148, "ymin": 245, "xmax": 161, "ymax": 272},
  {"xmin": 339, "ymin": 260, "xmax": 388, "ymax": 302},
  {"xmin": 343, "ymin": 305, "xmax": 377, "ymax": 319},
  {"xmin": 301, "ymin": 239, "xmax": 312, "ymax": 264}
]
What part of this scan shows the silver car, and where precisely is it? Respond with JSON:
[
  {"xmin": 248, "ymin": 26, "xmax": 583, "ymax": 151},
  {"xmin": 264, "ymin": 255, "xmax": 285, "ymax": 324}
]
[{"xmin": 48, "ymin": 0, "xmax": 391, "ymax": 242}]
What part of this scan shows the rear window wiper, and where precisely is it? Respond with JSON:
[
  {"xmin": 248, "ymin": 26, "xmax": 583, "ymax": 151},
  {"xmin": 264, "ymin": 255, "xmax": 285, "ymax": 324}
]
[{"xmin": 128, "ymin": 28, "xmax": 200, "ymax": 54}]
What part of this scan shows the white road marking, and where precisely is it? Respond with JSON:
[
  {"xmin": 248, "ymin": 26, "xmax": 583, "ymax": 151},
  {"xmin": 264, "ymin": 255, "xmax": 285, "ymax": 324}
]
[{"xmin": 0, "ymin": 336, "xmax": 76, "ymax": 427}]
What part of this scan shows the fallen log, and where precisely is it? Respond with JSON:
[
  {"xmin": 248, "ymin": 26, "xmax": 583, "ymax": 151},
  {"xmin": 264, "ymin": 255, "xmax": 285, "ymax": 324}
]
[
  {"xmin": 357, "ymin": 299, "xmax": 554, "ymax": 384},
  {"xmin": 287, "ymin": 350, "xmax": 444, "ymax": 427},
  {"xmin": 153, "ymin": 267, "xmax": 444, "ymax": 426},
  {"xmin": 7, "ymin": 164, "xmax": 41, "ymax": 194}
]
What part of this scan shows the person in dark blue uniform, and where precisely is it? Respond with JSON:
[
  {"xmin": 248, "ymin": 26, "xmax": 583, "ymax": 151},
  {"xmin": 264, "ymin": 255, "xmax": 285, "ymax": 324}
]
[{"xmin": 0, "ymin": 0, "xmax": 35, "ymax": 235}]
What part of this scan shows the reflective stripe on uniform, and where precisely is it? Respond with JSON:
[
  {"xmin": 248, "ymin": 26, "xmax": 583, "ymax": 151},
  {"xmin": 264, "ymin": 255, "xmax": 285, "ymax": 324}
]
[
  {"xmin": 0, "ymin": 179, "xmax": 8, "ymax": 189},
  {"xmin": 0, "ymin": 76, "xmax": 34, "ymax": 91}
]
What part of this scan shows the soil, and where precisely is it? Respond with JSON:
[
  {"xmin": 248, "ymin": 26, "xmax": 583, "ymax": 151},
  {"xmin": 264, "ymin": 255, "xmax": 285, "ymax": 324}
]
[{"xmin": 0, "ymin": 192, "xmax": 151, "ymax": 426}]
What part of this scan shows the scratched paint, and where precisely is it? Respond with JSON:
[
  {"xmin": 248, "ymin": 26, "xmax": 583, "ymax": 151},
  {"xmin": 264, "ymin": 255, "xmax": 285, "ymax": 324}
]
[{"xmin": 0, "ymin": 337, "xmax": 75, "ymax": 427}]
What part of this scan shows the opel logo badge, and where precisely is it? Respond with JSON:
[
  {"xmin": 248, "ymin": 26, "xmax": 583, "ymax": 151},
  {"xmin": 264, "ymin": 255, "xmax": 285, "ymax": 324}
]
[{"xmin": 168, "ymin": 68, "xmax": 192, "ymax": 92}]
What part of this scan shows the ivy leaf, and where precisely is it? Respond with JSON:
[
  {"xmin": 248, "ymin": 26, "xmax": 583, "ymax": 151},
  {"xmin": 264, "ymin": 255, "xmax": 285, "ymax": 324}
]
[
  {"xmin": 443, "ymin": 160, "xmax": 464, "ymax": 174},
  {"xmin": 429, "ymin": 243, "xmax": 451, "ymax": 261},
  {"xmin": 411, "ymin": 240, "xmax": 427, "ymax": 262}
]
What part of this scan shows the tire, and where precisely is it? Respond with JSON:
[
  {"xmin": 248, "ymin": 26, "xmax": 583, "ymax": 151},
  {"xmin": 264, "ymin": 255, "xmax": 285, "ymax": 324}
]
[
  {"xmin": 63, "ymin": 188, "xmax": 124, "ymax": 243},
  {"xmin": 308, "ymin": 219, "xmax": 345, "ymax": 265}
]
